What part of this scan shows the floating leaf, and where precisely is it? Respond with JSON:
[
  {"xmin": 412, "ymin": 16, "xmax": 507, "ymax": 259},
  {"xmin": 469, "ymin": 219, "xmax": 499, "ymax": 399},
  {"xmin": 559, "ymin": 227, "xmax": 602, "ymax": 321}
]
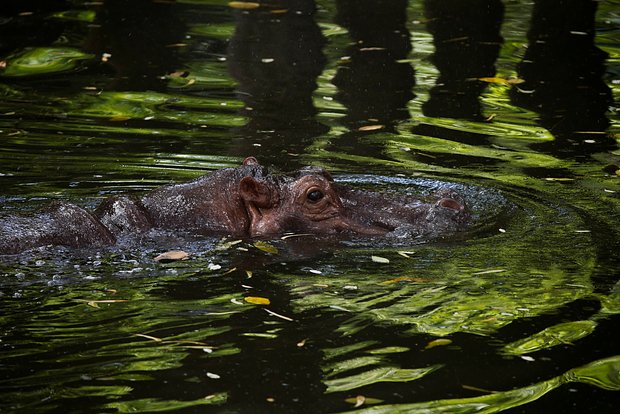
[
  {"xmin": 207, "ymin": 263, "xmax": 222, "ymax": 271},
  {"xmin": 229, "ymin": 1, "xmax": 260, "ymax": 9},
  {"xmin": 345, "ymin": 395, "xmax": 383, "ymax": 406},
  {"xmin": 543, "ymin": 177, "xmax": 575, "ymax": 182},
  {"xmin": 245, "ymin": 296, "xmax": 271, "ymax": 305},
  {"xmin": 425, "ymin": 339, "xmax": 452, "ymax": 349},
  {"xmin": 254, "ymin": 241, "xmax": 278, "ymax": 254},
  {"xmin": 471, "ymin": 269, "xmax": 505, "ymax": 275},
  {"xmin": 216, "ymin": 239, "xmax": 243, "ymax": 250},
  {"xmin": 168, "ymin": 70, "xmax": 189, "ymax": 79},
  {"xmin": 154, "ymin": 250, "xmax": 189, "ymax": 262},
  {"xmin": 354, "ymin": 395, "xmax": 365, "ymax": 407},
  {"xmin": 281, "ymin": 233, "xmax": 313, "ymax": 240},
  {"xmin": 134, "ymin": 333, "xmax": 163, "ymax": 342},
  {"xmin": 358, "ymin": 124, "xmax": 384, "ymax": 132},
  {"xmin": 242, "ymin": 332, "xmax": 278, "ymax": 339},
  {"xmin": 264, "ymin": 308, "xmax": 294, "ymax": 321},
  {"xmin": 371, "ymin": 255, "xmax": 390, "ymax": 264}
]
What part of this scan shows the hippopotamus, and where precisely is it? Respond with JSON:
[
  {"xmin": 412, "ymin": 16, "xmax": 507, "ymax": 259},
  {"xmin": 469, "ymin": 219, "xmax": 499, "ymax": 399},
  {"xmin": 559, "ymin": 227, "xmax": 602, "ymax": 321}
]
[{"xmin": 0, "ymin": 157, "xmax": 468, "ymax": 255}]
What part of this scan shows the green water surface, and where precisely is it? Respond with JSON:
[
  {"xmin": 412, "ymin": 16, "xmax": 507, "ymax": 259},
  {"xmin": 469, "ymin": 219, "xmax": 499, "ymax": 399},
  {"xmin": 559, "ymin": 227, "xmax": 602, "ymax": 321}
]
[{"xmin": 1, "ymin": 1, "xmax": 619, "ymax": 413}]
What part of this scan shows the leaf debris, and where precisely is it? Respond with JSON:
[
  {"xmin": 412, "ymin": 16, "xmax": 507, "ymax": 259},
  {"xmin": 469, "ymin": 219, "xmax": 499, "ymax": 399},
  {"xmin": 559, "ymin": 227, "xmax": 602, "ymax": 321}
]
[
  {"xmin": 244, "ymin": 296, "xmax": 271, "ymax": 305},
  {"xmin": 264, "ymin": 308, "xmax": 294, "ymax": 322},
  {"xmin": 254, "ymin": 241, "xmax": 279, "ymax": 254},
  {"xmin": 371, "ymin": 255, "xmax": 390, "ymax": 264},
  {"xmin": 154, "ymin": 250, "xmax": 189, "ymax": 262}
]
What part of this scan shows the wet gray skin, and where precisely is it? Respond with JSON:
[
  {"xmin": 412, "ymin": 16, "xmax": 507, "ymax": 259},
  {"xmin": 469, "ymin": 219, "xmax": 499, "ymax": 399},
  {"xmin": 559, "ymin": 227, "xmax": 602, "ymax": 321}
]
[{"xmin": 0, "ymin": 157, "xmax": 468, "ymax": 254}]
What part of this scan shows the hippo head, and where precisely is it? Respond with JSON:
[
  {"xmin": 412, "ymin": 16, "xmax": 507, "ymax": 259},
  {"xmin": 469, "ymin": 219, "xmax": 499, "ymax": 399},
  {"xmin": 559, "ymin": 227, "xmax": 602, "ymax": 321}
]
[
  {"xmin": 238, "ymin": 166, "xmax": 365, "ymax": 237},
  {"xmin": 237, "ymin": 161, "xmax": 467, "ymax": 238}
]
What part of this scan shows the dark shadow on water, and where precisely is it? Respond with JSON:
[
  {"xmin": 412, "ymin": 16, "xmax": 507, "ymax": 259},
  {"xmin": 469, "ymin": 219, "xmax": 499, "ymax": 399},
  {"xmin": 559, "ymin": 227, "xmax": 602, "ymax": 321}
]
[
  {"xmin": 227, "ymin": 0, "xmax": 328, "ymax": 168},
  {"xmin": 509, "ymin": 0, "xmax": 616, "ymax": 158},
  {"xmin": 83, "ymin": 0, "xmax": 186, "ymax": 91},
  {"xmin": 421, "ymin": 0, "xmax": 504, "ymax": 121},
  {"xmin": 333, "ymin": 0, "xmax": 414, "ymax": 132},
  {"xmin": 325, "ymin": 0, "xmax": 414, "ymax": 159},
  {"xmin": 0, "ymin": 0, "xmax": 70, "ymax": 57}
]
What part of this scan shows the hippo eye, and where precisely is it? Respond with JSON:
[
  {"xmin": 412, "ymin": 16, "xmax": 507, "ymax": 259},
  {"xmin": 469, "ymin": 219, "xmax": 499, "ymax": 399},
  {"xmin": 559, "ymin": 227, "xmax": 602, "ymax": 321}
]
[{"xmin": 307, "ymin": 189, "xmax": 324, "ymax": 202}]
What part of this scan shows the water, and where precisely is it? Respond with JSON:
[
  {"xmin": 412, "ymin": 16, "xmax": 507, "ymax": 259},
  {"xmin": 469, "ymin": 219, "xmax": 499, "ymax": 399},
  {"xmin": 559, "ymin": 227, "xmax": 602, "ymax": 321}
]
[{"xmin": 1, "ymin": 0, "xmax": 619, "ymax": 413}]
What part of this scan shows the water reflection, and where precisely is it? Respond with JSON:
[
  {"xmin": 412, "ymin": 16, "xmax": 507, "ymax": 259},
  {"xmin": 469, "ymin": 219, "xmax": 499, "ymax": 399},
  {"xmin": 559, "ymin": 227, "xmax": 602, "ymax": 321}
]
[
  {"xmin": 227, "ymin": 0, "xmax": 328, "ymax": 164},
  {"xmin": 509, "ymin": 0, "xmax": 615, "ymax": 157},
  {"xmin": 332, "ymin": 0, "xmax": 413, "ymax": 132},
  {"xmin": 84, "ymin": 0, "xmax": 186, "ymax": 91},
  {"xmin": 0, "ymin": 0, "xmax": 70, "ymax": 56},
  {"xmin": 422, "ymin": 0, "xmax": 504, "ymax": 121}
]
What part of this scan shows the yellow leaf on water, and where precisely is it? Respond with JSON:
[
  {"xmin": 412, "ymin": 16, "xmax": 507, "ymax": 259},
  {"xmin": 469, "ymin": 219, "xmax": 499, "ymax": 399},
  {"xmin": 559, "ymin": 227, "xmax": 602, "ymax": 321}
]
[
  {"xmin": 244, "ymin": 296, "xmax": 271, "ymax": 305},
  {"xmin": 154, "ymin": 250, "xmax": 190, "ymax": 262},
  {"xmin": 425, "ymin": 338, "xmax": 452, "ymax": 349},
  {"xmin": 254, "ymin": 241, "xmax": 278, "ymax": 254},
  {"xmin": 229, "ymin": 1, "xmax": 260, "ymax": 9}
]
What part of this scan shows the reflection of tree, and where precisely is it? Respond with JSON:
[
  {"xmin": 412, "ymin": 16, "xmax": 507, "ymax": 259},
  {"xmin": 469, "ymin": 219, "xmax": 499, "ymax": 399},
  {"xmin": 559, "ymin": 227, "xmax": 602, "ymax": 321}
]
[
  {"xmin": 84, "ymin": 0, "xmax": 185, "ymax": 91},
  {"xmin": 333, "ymin": 0, "xmax": 414, "ymax": 132},
  {"xmin": 0, "ymin": 0, "xmax": 70, "ymax": 56},
  {"xmin": 227, "ymin": 0, "xmax": 327, "ymax": 164},
  {"xmin": 510, "ymin": 0, "xmax": 615, "ymax": 156},
  {"xmin": 422, "ymin": 0, "xmax": 504, "ymax": 120}
]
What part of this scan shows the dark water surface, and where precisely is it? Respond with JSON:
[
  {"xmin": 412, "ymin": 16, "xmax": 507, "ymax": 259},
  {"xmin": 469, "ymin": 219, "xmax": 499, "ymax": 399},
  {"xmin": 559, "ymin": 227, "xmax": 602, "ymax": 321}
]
[{"xmin": 1, "ymin": 1, "xmax": 619, "ymax": 413}]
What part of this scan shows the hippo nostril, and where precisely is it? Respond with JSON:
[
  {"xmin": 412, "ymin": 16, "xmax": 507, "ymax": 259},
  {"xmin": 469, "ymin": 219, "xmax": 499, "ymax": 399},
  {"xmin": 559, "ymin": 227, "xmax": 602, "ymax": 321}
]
[{"xmin": 437, "ymin": 198, "xmax": 464, "ymax": 211}]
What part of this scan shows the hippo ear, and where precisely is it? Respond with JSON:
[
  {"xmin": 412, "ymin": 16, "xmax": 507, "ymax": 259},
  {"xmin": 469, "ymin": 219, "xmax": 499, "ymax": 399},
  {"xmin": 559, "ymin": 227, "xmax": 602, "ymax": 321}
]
[
  {"xmin": 239, "ymin": 176, "xmax": 272, "ymax": 208},
  {"xmin": 242, "ymin": 156, "xmax": 259, "ymax": 166}
]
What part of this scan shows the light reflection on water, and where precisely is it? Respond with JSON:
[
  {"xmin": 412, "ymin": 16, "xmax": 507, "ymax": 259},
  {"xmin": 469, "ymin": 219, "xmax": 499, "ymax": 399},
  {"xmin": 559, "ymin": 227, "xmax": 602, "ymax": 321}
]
[{"xmin": 0, "ymin": 1, "xmax": 619, "ymax": 413}]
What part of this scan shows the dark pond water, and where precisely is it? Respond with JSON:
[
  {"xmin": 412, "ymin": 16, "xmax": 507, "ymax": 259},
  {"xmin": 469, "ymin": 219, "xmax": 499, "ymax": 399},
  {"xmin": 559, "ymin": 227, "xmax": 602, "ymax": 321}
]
[{"xmin": 1, "ymin": 1, "xmax": 619, "ymax": 413}]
